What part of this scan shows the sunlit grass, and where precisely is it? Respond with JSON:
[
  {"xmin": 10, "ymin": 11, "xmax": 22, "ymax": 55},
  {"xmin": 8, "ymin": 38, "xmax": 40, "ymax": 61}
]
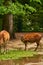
[{"xmin": 0, "ymin": 50, "xmax": 37, "ymax": 60}]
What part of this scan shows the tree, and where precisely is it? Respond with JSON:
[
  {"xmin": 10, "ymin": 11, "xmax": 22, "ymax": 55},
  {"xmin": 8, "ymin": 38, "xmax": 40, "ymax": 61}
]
[
  {"xmin": 2, "ymin": 14, "xmax": 14, "ymax": 38},
  {"xmin": 2, "ymin": 0, "xmax": 14, "ymax": 39},
  {"xmin": 0, "ymin": 0, "xmax": 25, "ymax": 38},
  {"xmin": 0, "ymin": 0, "xmax": 42, "ymax": 39}
]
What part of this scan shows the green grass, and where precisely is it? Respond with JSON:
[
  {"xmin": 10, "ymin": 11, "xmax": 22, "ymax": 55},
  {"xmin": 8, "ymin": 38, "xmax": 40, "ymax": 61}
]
[{"xmin": 0, "ymin": 50, "xmax": 37, "ymax": 60}]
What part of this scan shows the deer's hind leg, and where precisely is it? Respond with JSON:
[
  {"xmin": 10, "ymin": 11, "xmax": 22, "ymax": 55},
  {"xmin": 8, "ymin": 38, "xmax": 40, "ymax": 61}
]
[{"xmin": 34, "ymin": 41, "xmax": 39, "ymax": 51}]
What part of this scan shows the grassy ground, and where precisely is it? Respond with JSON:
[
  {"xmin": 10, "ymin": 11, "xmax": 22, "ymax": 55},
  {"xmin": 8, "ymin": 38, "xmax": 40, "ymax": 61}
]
[{"xmin": 0, "ymin": 50, "xmax": 37, "ymax": 60}]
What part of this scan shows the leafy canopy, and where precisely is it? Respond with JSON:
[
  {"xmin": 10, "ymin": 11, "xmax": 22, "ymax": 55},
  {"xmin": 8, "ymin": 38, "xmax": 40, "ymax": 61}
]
[{"xmin": 0, "ymin": 0, "xmax": 42, "ymax": 15}]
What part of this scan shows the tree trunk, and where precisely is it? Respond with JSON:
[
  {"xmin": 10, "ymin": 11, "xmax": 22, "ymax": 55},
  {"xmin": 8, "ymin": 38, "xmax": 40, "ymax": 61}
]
[
  {"xmin": 2, "ymin": 14, "xmax": 14, "ymax": 39},
  {"xmin": 2, "ymin": 0, "xmax": 16, "ymax": 39}
]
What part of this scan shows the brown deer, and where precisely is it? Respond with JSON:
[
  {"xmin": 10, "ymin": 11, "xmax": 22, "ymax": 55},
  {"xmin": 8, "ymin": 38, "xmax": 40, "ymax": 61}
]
[
  {"xmin": 21, "ymin": 33, "xmax": 42, "ymax": 51},
  {"xmin": 0, "ymin": 30, "xmax": 10, "ymax": 53}
]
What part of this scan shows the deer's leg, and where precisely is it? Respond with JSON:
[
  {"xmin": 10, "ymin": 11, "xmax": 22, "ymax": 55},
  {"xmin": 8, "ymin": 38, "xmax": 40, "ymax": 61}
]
[
  {"xmin": 25, "ymin": 43, "xmax": 27, "ymax": 51},
  {"xmin": 0, "ymin": 45, "xmax": 4, "ymax": 54},
  {"xmin": 4, "ymin": 41, "xmax": 8, "ymax": 54},
  {"xmin": 0, "ymin": 46, "xmax": 1, "ymax": 54},
  {"xmin": 3, "ymin": 42, "xmax": 7, "ymax": 54},
  {"xmin": 34, "ymin": 42, "xmax": 39, "ymax": 51}
]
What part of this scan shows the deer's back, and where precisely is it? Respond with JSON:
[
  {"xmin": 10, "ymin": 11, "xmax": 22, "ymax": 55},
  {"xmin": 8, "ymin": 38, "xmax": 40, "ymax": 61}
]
[
  {"xmin": 0, "ymin": 30, "xmax": 10, "ymax": 41},
  {"xmin": 21, "ymin": 33, "xmax": 42, "ymax": 43}
]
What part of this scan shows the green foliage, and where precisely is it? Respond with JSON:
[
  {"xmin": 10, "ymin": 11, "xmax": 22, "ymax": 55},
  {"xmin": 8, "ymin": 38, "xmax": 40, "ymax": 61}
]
[
  {"xmin": 18, "ymin": 0, "xmax": 42, "ymax": 5},
  {"xmin": 0, "ymin": 0, "xmax": 43, "ymax": 32},
  {"xmin": 25, "ymin": 4, "xmax": 37, "ymax": 13},
  {"xmin": 0, "ymin": 0, "xmax": 4, "ymax": 5},
  {"xmin": 33, "ymin": 0, "xmax": 42, "ymax": 4},
  {"xmin": 14, "ymin": 2, "xmax": 25, "ymax": 15},
  {"xmin": 0, "ymin": 2, "xmax": 25, "ymax": 15},
  {"xmin": 0, "ymin": 6, "xmax": 7, "ymax": 15},
  {"xmin": 0, "ymin": 0, "xmax": 42, "ymax": 15},
  {"xmin": 30, "ymin": 0, "xmax": 42, "ymax": 4},
  {"xmin": 0, "ymin": 0, "xmax": 40, "ymax": 15}
]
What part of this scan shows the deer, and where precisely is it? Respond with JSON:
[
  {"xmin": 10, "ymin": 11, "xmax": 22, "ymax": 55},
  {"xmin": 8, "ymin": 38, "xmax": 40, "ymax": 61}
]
[
  {"xmin": 0, "ymin": 30, "xmax": 10, "ymax": 53},
  {"xmin": 21, "ymin": 33, "xmax": 42, "ymax": 51}
]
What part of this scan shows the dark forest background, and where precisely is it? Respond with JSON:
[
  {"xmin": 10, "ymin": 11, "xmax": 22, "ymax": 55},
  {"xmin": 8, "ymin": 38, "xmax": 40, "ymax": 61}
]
[{"xmin": 0, "ymin": 0, "xmax": 43, "ymax": 38}]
